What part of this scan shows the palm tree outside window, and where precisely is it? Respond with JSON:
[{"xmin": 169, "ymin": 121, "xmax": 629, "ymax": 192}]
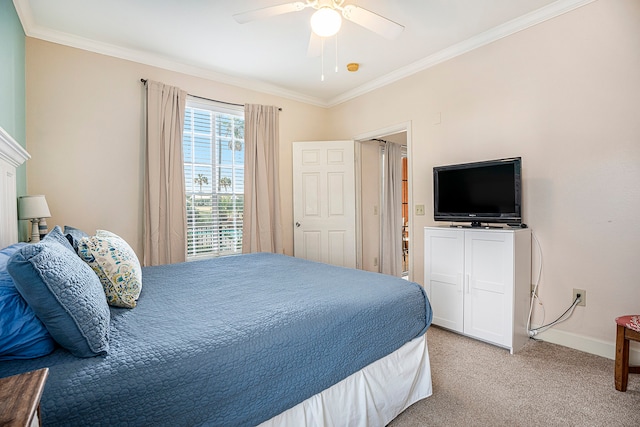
[{"xmin": 183, "ymin": 98, "xmax": 245, "ymax": 259}]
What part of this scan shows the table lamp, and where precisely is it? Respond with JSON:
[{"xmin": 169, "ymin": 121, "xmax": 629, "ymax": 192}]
[{"xmin": 18, "ymin": 195, "xmax": 51, "ymax": 243}]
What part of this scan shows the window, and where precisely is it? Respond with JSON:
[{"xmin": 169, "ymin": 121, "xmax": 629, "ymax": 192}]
[{"xmin": 183, "ymin": 98, "xmax": 244, "ymax": 259}]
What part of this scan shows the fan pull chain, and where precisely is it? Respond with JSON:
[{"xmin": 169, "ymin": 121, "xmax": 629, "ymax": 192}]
[
  {"xmin": 335, "ymin": 34, "xmax": 339, "ymax": 73},
  {"xmin": 321, "ymin": 38, "xmax": 325, "ymax": 81}
]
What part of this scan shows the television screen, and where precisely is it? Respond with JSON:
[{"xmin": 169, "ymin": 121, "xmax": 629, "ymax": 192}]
[{"xmin": 433, "ymin": 157, "xmax": 521, "ymax": 226}]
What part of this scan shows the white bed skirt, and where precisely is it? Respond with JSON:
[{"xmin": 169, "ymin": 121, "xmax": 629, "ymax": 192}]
[{"xmin": 259, "ymin": 333, "xmax": 432, "ymax": 427}]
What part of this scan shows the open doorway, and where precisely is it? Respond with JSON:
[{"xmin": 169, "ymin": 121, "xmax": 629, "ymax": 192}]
[
  {"xmin": 401, "ymin": 152, "xmax": 408, "ymax": 277},
  {"xmin": 356, "ymin": 128, "xmax": 410, "ymax": 279}
]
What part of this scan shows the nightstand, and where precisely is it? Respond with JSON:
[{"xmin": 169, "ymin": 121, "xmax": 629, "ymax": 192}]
[{"xmin": 0, "ymin": 368, "xmax": 49, "ymax": 427}]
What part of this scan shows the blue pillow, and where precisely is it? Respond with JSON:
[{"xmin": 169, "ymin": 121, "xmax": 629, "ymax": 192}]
[
  {"xmin": 7, "ymin": 226, "xmax": 110, "ymax": 357},
  {"xmin": 0, "ymin": 243, "xmax": 56, "ymax": 360},
  {"xmin": 64, "ymin": 225, "xmax": 90, "ymax": 252}
]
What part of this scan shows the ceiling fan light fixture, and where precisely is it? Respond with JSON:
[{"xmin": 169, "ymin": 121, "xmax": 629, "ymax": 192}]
[{"xmin": 310, "ymin": 7, "xmax": 342, "ymax": 37}]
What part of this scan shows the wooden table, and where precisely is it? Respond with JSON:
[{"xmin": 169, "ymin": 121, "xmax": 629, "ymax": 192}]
[{"xmin": 0, "ymin": 368, "xmax": 49, "ymax": 427}]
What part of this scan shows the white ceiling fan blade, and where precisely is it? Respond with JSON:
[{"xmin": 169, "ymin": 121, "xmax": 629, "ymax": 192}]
[
  {"xmin": 341, "ymin": 4, "xmax": 404, "ymax": 40},
  {"xmin": 307, "ymin": 32, "xmax": 322, "ymax": 57},
  {"xmin": 233, "ymin": 2, "xmax": 307, "ymax": 24}
]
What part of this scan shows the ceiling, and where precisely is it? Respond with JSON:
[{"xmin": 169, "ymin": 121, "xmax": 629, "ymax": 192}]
[{"xmin": 14, "ymin": 0, "xmax": 593, "ymax": 107}]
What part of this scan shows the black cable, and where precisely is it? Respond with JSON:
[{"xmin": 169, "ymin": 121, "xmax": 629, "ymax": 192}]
[{"xmin": 529, "ymin": 296, "xmax": 580, "ymax": 334}]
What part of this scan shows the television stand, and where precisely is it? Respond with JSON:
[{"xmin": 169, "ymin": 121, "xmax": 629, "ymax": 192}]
[{"xmin": 424, "ymin": 226, "xmax": 532, "ymax": 353}]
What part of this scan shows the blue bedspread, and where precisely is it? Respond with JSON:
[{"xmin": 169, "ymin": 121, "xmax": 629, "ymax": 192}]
[{"xmin": 0, "ymin": 253, "xmax": 431, "ymax": 426}]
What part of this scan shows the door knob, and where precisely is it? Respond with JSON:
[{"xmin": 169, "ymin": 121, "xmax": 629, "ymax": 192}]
[{"xmin": 295, "ymin": 222, "xmax": 301, "ymax": 227}]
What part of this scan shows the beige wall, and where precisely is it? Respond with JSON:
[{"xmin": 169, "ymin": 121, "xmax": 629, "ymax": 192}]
[
  {"xmin": 24, "ymin": 0, "xmax": 640, "ymax": 357},
  {"xmin": 25, "ymin": 38, "xmax": 330, "ymax": 257},
  {"xmin": 327, "ymin": 0, "xmax": 640, "ymax": 354}
]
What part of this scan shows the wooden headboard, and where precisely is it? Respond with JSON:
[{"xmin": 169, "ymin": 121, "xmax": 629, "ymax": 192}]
[{"xmin": 0, "ymin": 126, "xmax": 30, "ymax": 247}]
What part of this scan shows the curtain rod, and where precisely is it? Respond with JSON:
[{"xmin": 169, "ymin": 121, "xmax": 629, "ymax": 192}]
[{"xmin": 140, "ymin": 79, "xmax": 282, "ymax": 111}]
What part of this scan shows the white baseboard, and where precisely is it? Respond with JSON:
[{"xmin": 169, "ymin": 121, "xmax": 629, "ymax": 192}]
[{"xmin": 534, "ymin": 327, "xmax": 640, "ymax": 365}]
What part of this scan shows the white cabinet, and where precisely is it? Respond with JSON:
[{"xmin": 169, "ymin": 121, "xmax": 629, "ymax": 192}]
[{"xmin": 424, "ymin": 226, "xmax": 531, "ymax": 353}]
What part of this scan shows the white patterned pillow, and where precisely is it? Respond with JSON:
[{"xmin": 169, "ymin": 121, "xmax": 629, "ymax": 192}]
[{"xmin": 77, "ymin": 230, "xmax": 142, "ymax": 308}]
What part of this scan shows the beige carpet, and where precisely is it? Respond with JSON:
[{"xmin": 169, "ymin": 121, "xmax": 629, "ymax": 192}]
[{"xmin": 389, "ymin": 326, "xmax": 640, "ymax": 426}]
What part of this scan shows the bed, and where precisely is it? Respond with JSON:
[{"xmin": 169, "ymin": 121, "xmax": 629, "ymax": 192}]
[{"xmin": 0, "ymin": 131, "xmax": 433, "ymax": 426}]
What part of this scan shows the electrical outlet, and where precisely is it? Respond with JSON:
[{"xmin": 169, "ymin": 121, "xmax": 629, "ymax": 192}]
[
  {"xmin": 573, "ymin": 288, "xmax": 586, "ymax": 307},
  {"xmin": 373, "ymin": 257, "xmax": 378, "ymax": 267},
  {"xmin": 415, "ymin": 204, "xmax": 425, "ymax": 216}
]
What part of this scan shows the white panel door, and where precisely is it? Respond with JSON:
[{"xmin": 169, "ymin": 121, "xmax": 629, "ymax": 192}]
[
  {"xmin": 464, "ymin": 231, "xmax": 514, "ymax": 346},
  {"xmin": 293, "ymin": 141, "xmax": 356, "ymax": 268},
  {"xmin": 424, "ymin": 228, "xmax": 464, "ymax": 333}
]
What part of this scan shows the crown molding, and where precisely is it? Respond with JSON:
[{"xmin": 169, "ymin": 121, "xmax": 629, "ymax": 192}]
[
  {"xmin": 12, "ymin": 0, "xmax": 34, "ymax": 32},
  {"xmin": 0, "ymin": 126, "xmax": 30, "ymax": 168},
  {"xmin": 27, "ymin": 27, "xmax": 328, "ymax": 107},
  {"xmin": 326, "ymin": 0, "xmax": 597, "ymax": 107},
  {"xmin": 13, "ymin": 1, "xmax": 328, "ymax": 107},
  {"xmin": 14, "ymin": 0, "xmax": 596, "ymax": 109}
]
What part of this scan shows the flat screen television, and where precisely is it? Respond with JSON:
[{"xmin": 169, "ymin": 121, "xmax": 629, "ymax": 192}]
[{"xmin": 433, "ymin": 157, "xmax": 522, "ymax": 227}]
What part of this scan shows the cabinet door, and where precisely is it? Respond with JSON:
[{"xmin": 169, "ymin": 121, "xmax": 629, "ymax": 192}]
[
  {"xmin": 424, "ymin": 228, "xmax": 464, "ymax": 333},
  {"xmin": 464, "ymin": 231, "xmax": 514, "ymax": 346}
]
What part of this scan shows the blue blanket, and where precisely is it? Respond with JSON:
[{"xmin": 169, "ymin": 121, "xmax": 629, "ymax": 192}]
[{"xmin": 0, "ymin": 253, "xmax": 431, "ymax": 426}]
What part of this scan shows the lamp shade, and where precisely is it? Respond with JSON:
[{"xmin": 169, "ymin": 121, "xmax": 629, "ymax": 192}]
[
  {"xmin": 310, "ymin": 7, "xmax": 342, "ymax": 37},
  {"xmin": 18, "ymin": 195, "xmax": 51, "ymax": 220}
]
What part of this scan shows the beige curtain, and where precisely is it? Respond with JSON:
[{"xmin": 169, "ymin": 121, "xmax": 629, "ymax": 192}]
[
  {"xmin": 381, "ymin": 142, "xmax": 403, "ymax": 276},
  {"xmin": 242, "ymin": 104, "xmax": 283, "ymax": 254},
  {"xmin": 143, "ymin": 80, "xmax": 188, "ymax": 266}
]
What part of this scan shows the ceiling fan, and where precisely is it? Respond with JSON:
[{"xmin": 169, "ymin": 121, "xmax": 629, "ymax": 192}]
[{"xmin": 233, "ymin": 0, "xmax": 404, "ymax": 56}]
